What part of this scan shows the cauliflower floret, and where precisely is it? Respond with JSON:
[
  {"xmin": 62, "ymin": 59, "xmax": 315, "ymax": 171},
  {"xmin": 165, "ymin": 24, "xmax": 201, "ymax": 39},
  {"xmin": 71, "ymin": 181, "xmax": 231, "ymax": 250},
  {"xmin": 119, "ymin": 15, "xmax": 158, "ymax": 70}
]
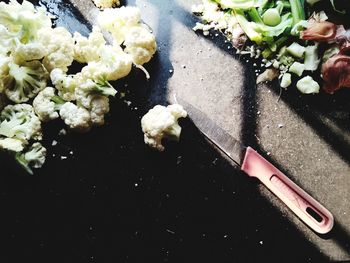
[
  {"xmin": 141, "ymin": 104, "xmax": 187, "ymax": 151},
  {"xmin": 75, "ymin": 77, "xmax": 114, "ymax": 126},
  {"xmin": 0, "ymin": 0, "xmax": 52, "ymax": 45},
  {"xmin": 0, "ymin": 137, "xmax": 24, "ymax": 152},
  {"xmin": 15, "ymin": 142, "xmax": 46, "ymax": 175},
  {"xmin": 50, "ymin": 68, "xmax": 77, "ymax": 101},
  {"xmin": 124, "ymin": 26, "xmax": 157, "ymax": 65},
  {"xmin": 90, "ymin": 96, "xmax": 110, "ymax": 126},
  {"xmin": 33, "ymin": 87, "xmax": 65, "ymax": 122},
  {"xmin": 4, "ymin": 60, "xmax": 49, "ymax": 103},
  {"xmin": 97, "ymin": 6, "xmax": 141, "ymax": 44},
  {"xmin": 38, "ymin": 27, "xmax": 75, "ymax": 72},
  {"xmin": 0, "ymin": 104, "xmax": 42, "ymax": 142},
  {"xmin": 81, "ymin": 45, "xmax": 132, "ymax": 81},
  {"xmin": 13, "ymin": 42, "xmax": 46, "ymax": 62},
  {"xmin": 92, "ymin": 0, "xmax": 120, "ymax": 9},
  {"xmin": 75, "ymin": 77, "xmax": 116, "ymax": 108},
  {"xmin": 73, "ymin": 26, "xmax": 106, "ymax": 63},
  {"xmin": 59, "ymin": 102, "xmax": 92, "ymax": 132}
]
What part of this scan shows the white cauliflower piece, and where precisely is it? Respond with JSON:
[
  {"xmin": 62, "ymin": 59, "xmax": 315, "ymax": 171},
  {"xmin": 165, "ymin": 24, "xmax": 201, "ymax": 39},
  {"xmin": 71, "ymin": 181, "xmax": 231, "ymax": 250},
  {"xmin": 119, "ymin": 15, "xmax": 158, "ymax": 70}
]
[
  {"xmin": 15, "ymin": 142, "xmax": 47, "ymax": 175},
  {"xmin": 92, "ymin": 0, "xmax": 120, "ymax": 9},
  {"xmin": 75, "ymin": 78, "xmax": 113, "ymax": 126},
  {"xmin": 33, "ymin": 87, "xmax": 65, "ymax": 122},
  {"xmin": 59, "ymin": 102, "xmax": 91, "ymax": 132},
  {"xmin": 50, "ymin": 68, "xmax": 78, "ymax": 101},
  {"xmin": 124, "ymin": 26, "xmax": 157, "ymax": 65},
  {"xmin": 0, "ymin": 104, "xmax": 42, "ymax": 142},
  {"xmin": 73, "ymin": 26, "xmax": 106, "ymax": 63},
  {"xmin": 98, "ymin": 6, "xmax": 141, "ymax": 44},
  {"xmin": 4, "ymin": 60, "xmax": 49, "ymax": 103},
  {"xmin": 141, "ymin": 104, "xmax": 187, "ymax": 151},
  {"xmin": 0, "ymin": 0, "xmax": 52, "ymax": 45},
  {"xmin": 13, "ymin": 42, "xmax": 46, "ymax": 62},
  {"xmin": 75, "ymin": 77, "xmax": 116, "ymax": 108},
  {"xmin": 81, "ymin": 45, "xmax": 132, "ymax": 81},
  {"xmin": 38, "ymin": 27, "xmax": 75, "ymax": 72},
  {"xmin": 90, "ymin": 96, "xmax": 110, "ymax": 126},
  {"xmin": 0, "ymin": 137, "xmax": 24, "ymax": 152}
]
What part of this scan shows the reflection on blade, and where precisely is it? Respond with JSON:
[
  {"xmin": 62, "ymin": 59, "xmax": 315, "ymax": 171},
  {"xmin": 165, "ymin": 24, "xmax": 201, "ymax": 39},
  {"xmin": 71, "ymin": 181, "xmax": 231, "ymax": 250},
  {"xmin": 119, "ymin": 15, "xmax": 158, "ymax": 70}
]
[{"xmin": 177, "ymin": 98, "xmax": 246, "ymax": 166}]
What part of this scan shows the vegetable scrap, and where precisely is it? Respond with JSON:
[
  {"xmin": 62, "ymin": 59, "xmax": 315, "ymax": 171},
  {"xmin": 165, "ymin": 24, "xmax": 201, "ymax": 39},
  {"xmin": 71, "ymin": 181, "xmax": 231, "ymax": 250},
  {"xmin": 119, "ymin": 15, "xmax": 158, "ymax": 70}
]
[{"xmin": 192, "ymin": 0, "xmax": 350, "ymax": 94}]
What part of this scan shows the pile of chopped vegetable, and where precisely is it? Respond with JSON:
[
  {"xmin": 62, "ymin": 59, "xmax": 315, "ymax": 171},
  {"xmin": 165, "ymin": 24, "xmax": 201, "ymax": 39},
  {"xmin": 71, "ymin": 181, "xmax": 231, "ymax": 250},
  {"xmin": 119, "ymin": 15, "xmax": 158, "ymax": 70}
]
[
  {"xmin": 0, "ymin": 0, "xmax": 157, "ymax": 174},
  {"xmin": 192, "ymin": 0, "xmax": 350, "ymax": 94}
]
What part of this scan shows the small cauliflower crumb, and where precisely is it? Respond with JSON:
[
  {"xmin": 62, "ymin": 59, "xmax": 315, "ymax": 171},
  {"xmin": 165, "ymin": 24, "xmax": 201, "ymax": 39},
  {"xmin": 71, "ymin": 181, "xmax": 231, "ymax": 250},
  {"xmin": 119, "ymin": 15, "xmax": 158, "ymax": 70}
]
[
  {"xmin": 92, "ymin": 0, "xmax": 120, "ymax": 9},
  {"xmin": 141, "ymin": 104, "xmax": 187, "ymax": 151}
]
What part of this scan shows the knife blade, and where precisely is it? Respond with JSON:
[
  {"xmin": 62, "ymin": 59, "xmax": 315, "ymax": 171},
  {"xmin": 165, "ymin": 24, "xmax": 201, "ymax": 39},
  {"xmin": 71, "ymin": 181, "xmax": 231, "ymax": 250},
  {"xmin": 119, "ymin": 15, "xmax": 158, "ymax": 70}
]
[{"xmin": 178, "ymin": 98, "xmax": 334, "ymax": 234}]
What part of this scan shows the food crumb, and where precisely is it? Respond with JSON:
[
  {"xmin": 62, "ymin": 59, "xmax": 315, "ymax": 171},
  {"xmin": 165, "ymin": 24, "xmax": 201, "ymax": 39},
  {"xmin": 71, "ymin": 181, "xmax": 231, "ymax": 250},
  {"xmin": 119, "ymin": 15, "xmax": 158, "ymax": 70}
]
[
  {"xmin": 51, "ymin": 140, "xmax": 58, "ymax": 146},
  {"xmin": 58, "ymin": 129, "xmax": 67, "ymax": 136}
]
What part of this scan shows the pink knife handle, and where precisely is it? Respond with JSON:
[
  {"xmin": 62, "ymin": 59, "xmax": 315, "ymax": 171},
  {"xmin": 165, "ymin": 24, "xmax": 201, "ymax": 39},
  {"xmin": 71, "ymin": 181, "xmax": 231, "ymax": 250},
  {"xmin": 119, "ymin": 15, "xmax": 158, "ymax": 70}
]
[{"xmin": 241, "ymin": 147, "xmax": 334, "ymax": 234}]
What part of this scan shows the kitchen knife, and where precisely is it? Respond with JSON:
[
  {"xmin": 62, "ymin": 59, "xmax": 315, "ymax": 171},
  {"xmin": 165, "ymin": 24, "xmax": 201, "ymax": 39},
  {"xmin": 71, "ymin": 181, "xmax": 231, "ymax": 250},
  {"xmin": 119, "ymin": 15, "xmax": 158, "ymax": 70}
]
[{"xmin": 178, "ymin": 98, "xmax": 334, "ymax": 234}]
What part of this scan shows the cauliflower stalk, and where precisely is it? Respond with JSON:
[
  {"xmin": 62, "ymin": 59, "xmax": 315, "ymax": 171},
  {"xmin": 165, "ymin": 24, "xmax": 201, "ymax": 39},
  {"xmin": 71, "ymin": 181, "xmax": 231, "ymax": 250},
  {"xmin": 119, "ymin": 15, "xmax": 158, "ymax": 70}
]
[{"xmin": 141, "ymin": 104, "xmax": 187, "ymax": 151}]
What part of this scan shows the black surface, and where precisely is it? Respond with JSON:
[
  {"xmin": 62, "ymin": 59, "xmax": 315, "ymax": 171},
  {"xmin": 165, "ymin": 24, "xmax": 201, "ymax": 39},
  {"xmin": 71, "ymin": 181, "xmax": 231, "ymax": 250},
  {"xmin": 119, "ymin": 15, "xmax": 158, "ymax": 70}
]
[{"xmin": 0, "ymin": 0, "xmax": 338, "ymax": 262}]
